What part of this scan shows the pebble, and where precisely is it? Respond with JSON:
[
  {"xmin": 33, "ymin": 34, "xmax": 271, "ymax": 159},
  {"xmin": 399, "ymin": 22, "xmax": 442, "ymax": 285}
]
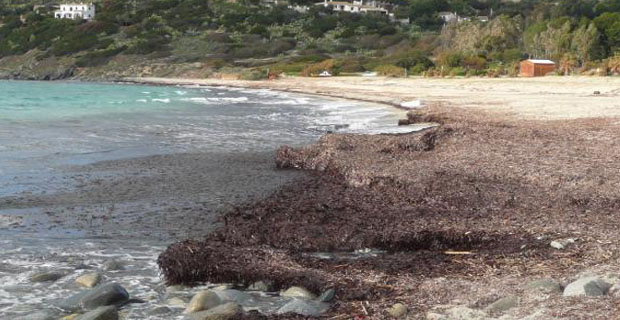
[
  {"xmin": 386, "ymin": 303, "xmax": 408, "ymax": 318},
  {"xmin": 563, "ymin": 276, "xmax": 612, "ymax": 296},
  {"xmin": 185, "ymin": 291, "xmax": 222, "ymax": 314},
  {"xmin": 76, "ymin": 273, "xmax": 102, "ymax": 288},
  {"xmin": 186, "ymin": 302, "xmax": 240, "ymax": 320},
  {"xmin": 101, "ymin": 260, "xmax": 124, "ymax": 271},
  {"xmin": 31, "ymin": 272, "xmax": 64, "ymax": 283},
  {"xmin": 318, "ymin": 288, "xmax": 336, "ymax": 302},
  {"xmin": 281, "ymin": 286, "xmax": 316, "ymax": 299},
  {"xmin": 550, "ymin": 238, "xmax": 575, "ymax": 250}
]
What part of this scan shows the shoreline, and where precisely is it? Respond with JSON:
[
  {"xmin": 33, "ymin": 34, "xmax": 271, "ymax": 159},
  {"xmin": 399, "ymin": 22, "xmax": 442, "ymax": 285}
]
[{"xmin": 122, "ymin": 75, "xmax": 620, "ymax": 121}]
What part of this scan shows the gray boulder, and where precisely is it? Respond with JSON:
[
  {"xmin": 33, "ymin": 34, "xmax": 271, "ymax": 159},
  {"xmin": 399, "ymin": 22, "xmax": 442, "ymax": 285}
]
[
  {"xmin": 186, "ymin": 302, "xmax": 240, "ymax": 320},
  {"xmin": 281, "ymin": 286, "xmax": 316, "ymax": 299},
  {"xmin": 277, "ymin": 299, "xmax": 328, "ymax": 317},
  {"xmin": 76, "ymin": 306, "xmax": 118, "ymax": 320},
  {"xmin": 318, "ymin": 288, "xmax": 336, "ymax": 302},
  {"xmin": 185, "ymin": 291, "xmax": 222, "ymax": 314},
  {"xmin": 563, "ymin": 276, "xmax": 612, "ymax": 297},
  {"xmin": 59, "ymin": 283, "xmax": 130, "ymax": 312}
]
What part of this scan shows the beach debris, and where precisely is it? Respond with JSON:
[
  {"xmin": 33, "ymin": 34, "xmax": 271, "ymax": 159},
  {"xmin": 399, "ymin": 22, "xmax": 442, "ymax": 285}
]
[
  {"xmin": 184, "ymin": 291, "xmax": 222, "ymax": 314},
  {"xmin": 75, "ymin": 306, "xmax": 118, "ymax": 320},
  {"xmin": 524, "ymin": 278, "xmax": 562, "ymax": 293},
  {"xmin": 31, "ymin": 271, "xmax": 64, "ymax": 283},
  {"xmin": 563, "ymin": 276, "xmax": 612, "ymax": 297},
  {"xmin": 485, "ymin": 295, "xmax": 519, "ymax": 313},
  {"xmin": 386, "ymin": 303, "xmax": 408, "ymax": 318},
  {"xmin": 549, "ymin": 238, "xmax": 575, "ymax": 250},
  {"xmin": 594, "ymin": 91, "xmax": 601, "ymax": 95},
  {"xmin": 281, "ymin": 286, "xmax": 316, "ymax": 299},
  {"xmin": 186, "ymin": 302, "xmax": 240, "ymax": 320},
  {"xmin": 276, "ymin": 299, "xmax": 328, "ymax": 316},
  {"xmin": 59, "ymin": 283, "xmax": 130, "ymax": 312},
  {"xmin": 76, "ymin": 273, "xmax": 102, "ymax": 288}
]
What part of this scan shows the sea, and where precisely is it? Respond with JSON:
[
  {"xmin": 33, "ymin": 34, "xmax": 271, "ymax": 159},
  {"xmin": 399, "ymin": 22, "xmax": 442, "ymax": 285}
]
[{"xmin": 0, "ymin": 80, "xmax": 417, "ymax": 318}]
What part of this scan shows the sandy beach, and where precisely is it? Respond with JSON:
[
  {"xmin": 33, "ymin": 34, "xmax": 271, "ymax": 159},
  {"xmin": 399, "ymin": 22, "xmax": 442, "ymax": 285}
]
[
  {"xmin": 126, "ymin": 76, "xmax": 620, "ymax": 121},
  {"xmin": 150, "ymin": 76, "xmax": 620, "ymax": 319}
]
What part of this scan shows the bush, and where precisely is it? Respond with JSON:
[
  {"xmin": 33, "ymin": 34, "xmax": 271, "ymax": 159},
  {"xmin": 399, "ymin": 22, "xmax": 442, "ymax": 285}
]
[
  {"xmin": 239, "ymin": 68, "xmax": 269, "ymax": 80},
  {"xmin": 301, "ymin": 59, "xmax": 338, "ymax": 77},
  {"xmin": 75, "ymin": 46, "xmax": 126, "ymax": 67},
  {"xmin": 375, "ymin": 64, "xmax": 406, "ymax": 77}
]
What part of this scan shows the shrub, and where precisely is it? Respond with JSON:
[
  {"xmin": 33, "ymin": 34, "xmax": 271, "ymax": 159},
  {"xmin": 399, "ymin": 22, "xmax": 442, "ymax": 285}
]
[
  {"xmin": 239, "ymin": 68, "xmax": 269, "ymax": 80},
  {"xmin": 301, "ymin": 59, "xmax": 338, "ymax": 77},
  {"xmin": 375, "ymin": 64, "xmax": 406, "ymax": 77}
]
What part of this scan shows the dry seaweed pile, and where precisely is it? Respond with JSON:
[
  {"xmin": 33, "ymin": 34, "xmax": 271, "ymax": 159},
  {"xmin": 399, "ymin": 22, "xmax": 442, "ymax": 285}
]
[{"xmin": 159, "ymin": 105, "xmax": 620, "ymax": 318}]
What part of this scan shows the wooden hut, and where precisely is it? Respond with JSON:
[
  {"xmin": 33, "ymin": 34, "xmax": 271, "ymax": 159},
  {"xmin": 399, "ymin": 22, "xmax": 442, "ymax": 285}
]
[{"xmin": 520, "ymin": 59, "xmax": 556, "ymax": 77}]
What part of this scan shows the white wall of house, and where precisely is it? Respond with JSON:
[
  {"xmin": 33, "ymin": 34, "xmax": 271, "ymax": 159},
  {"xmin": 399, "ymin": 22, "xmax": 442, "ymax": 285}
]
[{"xmin": 54, "ymin": 3, "xmax": 96, "ymax": 20}]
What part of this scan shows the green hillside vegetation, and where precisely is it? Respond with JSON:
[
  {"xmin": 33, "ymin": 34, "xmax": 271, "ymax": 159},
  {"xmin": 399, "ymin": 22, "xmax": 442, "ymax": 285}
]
[{"xmin": 1, "ymin": 0, "xmax": 620, "ymax": 79}]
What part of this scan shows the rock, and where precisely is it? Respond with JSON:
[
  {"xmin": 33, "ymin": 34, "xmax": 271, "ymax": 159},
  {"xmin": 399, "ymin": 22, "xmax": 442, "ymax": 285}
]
[
  {"xmin": 247, "ymin": 281, "xmax": 272, "ymax": 292},
  {"xmin": 387, "ymin": 303, "xmax": 408, "ymax": 318},
  {"xmin": 524, "ymin": 278, "xmax": 562, "ymax": 293},
  {"xmin": 276, "ymin": 299, "xmax": 327, "ymax": 317},
  {"xmin": 59, "ymin": 283, "xmax": 130, "ymax": 312},
  {"xmin": 76, "ymin": 273, "xmax": 102, "ymax": 288},
  {"xmin": 167, "ymin": 297, "xmax": 187, "ymax": 307},
  {"xmin": 550, "ymin": 238, "xmax": 575, "ymax": 250},
  {"xmin": 594, "ymin": 91, "xmax": 601, "ymax": 95},
  {"xmin": 31, "ymin": 271, "xmax": 64, "ymax": 283},
  {"xmin": 213, "ymin": 289, "xmax": 251, "ymax": 304},
  {"xmin": 74, "ymin": 264, "xmax": 93, "ymax": 270},
  {"xmin": 398, "ymin": 119, "xmax": 411, "ymax": 126},
  {"xmin": 213, "ymin": 284, "xmax": 233, "ymax": 290},
  {"xmin": 60, "ymin": 315, "xmax": 80, "ymax": 320},
  {"xmin": 485, "ymin": 296, "xmax": 518, "ymax": 313},
  {"xmin": 281, "ymin": 286, "xmax": 316, "ymax": 299},
  {"xmin": 185, "ymin": 291, "xmax": 222, "ymax": 314},
  {"xmin": 318, "ymin": 288, "xmax": 336, "ymax": 302},
  {"xmin": 186, "ymin": 302, "xmax": 240, "ymax": 320},
  {"xmin": 610, "ymin": 283, "xmax": 620, "ymax": 297},
  {"xmin": 101, "ymin": 260, "xmax": 124, "ymax": 271},
  {"xmin": 563, "ymin": 276, "xmax": 612, "ymax": 297},
  {"xmin": 75, "ymin": 306, "xmax": 118, "ymax": 320},
  {"xmin": 166, "ymin": 285, "xmax": 189, "ymax": 293}
]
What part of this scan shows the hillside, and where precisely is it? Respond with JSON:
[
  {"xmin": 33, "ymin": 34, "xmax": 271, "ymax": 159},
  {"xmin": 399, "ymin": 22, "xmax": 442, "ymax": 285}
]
[{"xmin": 0, "ymin": 0, "xmax": 619, "ymax": 80}]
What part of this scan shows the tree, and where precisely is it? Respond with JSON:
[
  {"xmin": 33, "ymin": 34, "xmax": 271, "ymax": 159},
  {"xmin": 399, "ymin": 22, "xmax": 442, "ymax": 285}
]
[
  {"xmin": 560, "ymin": 53, "xmax": 577, "ymax": 75},
  {"xmin": 571, "ymin": 23, "xmax": 601, "ymax": 63}
]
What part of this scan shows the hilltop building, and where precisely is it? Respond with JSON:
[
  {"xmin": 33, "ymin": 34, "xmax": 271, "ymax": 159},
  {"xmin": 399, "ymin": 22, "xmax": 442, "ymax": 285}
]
[
  {"xmin": 316, "ymin": 0, "xmax": 390, "ymax": 15},
  {"xmin": 54, "ymin": 3, "xmax": 96, "ymax": 20}
]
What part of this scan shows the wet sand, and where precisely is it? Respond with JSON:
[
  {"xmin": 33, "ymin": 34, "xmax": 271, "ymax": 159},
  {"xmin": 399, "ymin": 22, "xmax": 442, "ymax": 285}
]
[{"xmin": 0, "ymin": 152, "xmax": 304, "ymax": 241}]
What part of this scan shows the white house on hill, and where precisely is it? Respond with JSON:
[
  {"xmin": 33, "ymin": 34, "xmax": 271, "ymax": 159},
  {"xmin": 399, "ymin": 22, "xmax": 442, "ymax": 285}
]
[
  {"xmin": 55, "ymin": 3, "xmax": 96, "ymax": 20},
  {"xmin": 316, "ymin": 0, "xmax": 389, "ymax": 15}
]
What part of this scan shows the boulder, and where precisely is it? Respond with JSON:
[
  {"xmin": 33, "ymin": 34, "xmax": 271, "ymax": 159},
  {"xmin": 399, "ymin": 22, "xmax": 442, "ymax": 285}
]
[
  {"xmin": 76, "ymin": 273, "xmax": 102, "ymax": 288},
  {"xmin": 186, "ymin": 302, "xmax": 240, "ymax": 320},
  {"xmin": 387, "ymin": 303, "xmax": 408, "ymax": 318},
  {"xmin": 276, "ymin": 299, "xmax": 328, "ymax": 317},
  {"xmin": 31, "ymin": 272, "xmax": 64, "ymax": 283},
  {"xmin": 59, "ymin": 283, "xmax": 130, "ymax": 312},
  {"xmin": 147, "ymin": 306, "xmax": 172, "ymax": 316},
  {"xmin": 281, "ymin": 286, "xmax": 316, "ymax": 299},
  {"xmin": 524, "ymin": 278, "xmax": 562, "ymax": 293},
  {"xmin": 563, "ymin": 276, "xmax": 612, "ymax": 297},
  {"xmin": 185, "ymin": 291, "xmax": 222, "ymax": 314},
  {"xmin": 75, "ymin": 306, "xmax": 118, "ymax": 320},
  {"xmin": 485, "ymin": 296, "xmax": 518, "ymax": 313}
]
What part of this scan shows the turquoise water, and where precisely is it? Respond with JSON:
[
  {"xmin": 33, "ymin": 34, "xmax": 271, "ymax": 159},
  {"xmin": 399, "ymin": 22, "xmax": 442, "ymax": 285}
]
[{"xmin": 0, "ymin": 80, "xmax": 404, "ymax": 196}]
